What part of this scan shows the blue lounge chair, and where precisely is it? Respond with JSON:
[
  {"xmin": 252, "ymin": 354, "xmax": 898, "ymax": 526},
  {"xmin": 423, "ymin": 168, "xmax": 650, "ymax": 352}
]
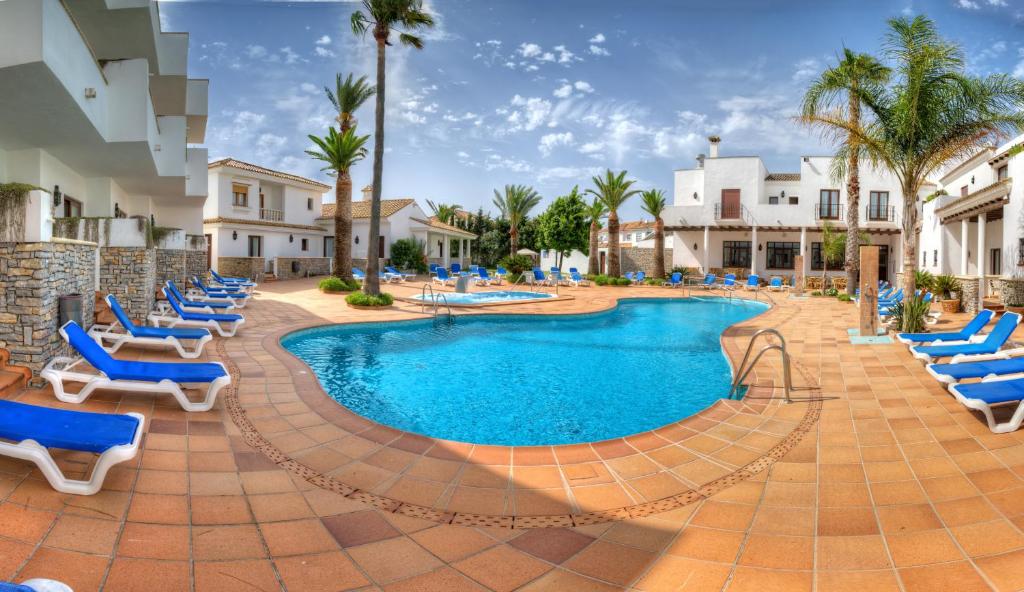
[
  {"xmin": 433, "ymin": 268, "xmax": 455, "ymax": 286},
  {"xmin": 385, "ymin": 266, "xmax": 414, "ymax": 282},
  {"xmin": 910, "ymin": 312, "xmax": 1022, "ymax": 362},
  {"xmin": 722, "ymin": 273, "xmax": 737, "ymax": 291},
  {"xmin": 0, "ymin": 399, "xmax": 142, "ymax": 496},
  {"xmin": 494, "ymin": 267, "xmax": 508, "ymax": 285},
  {"xmin": 633, "ymin": 271, "xmax": 646, "ymax": 284},
  {"xmin": 353, "ymin": 268, "xmax": 367, "ymax": 282},
  {"xmin": 700, "ymin": 273, "xmax": 717, "ymax": 289},
  {"xmin": 450, "ymin": 263, "xmax": 462, "ymax": 275},
  {"xmin": 624, "ymin": 272, "xmax": 635, "ymax": 283},
  {"xmin": 744, "ymin": 275, "xmax": 760, "ymax": 290},
  {"xmin": 569, "ymin": 267, "xmax": 580, "ymax": 276},
  {"xmin": 897, "ymin": 310, "xmax": 994, "ymax": 345},
  {"xmin": 569, "ymin": 271, "xmax": 590, "ymax": 286},
  {"xmin": 150, "ymin": 287, "xmax": 245, "ymax": 337},
  {"xmin": 89, "ymin": 294, "xmax": 212, "ymax": 359},
  {"xmin": 0, "ymin": 580, "xmax": 72, "ymax": 592},
  {"xmin": 768, "ymin": 277, "xmax": 788, "ymax": 292},
  {"xmin": 665, "ymin": 272, "xmax": 683, "ymax": 288},
  {"xmin": 190, "ymin": 277, "xmax": 249, "ymax": 307},
  {"xmin": 475, "ymin": 268, "xmax": 493, "ymax": 286},
  {"xmin": 210, "ymin": 269, "xmax": 256, "ymax": 290},
  {"xmin": 927, "ymin": 356, "xmax": 1024, "ymax": 385},
  {"xmin": 165, "ymin": 281, "xmax": 235, "ymax": 313},
  {"xmin": 42, "ymin": 321, "xmax": 230, "ymax": 412},
  {"xmin": 947, "ymin": 376, "xmax": 1024, "ymax": 433}
]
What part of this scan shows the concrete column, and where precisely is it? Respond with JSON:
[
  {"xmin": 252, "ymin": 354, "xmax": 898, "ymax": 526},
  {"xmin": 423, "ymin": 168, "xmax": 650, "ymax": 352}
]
[
  {"xmin": 961, "ymin": 218, "xmax": 969, "ymax": 275},
  {"xmin": 702, "ymin": 226, "xmax": 710, "ymax": 273},
  {"xmin": 799, "ymin": 227, "xmax": 807, "ymax": 278},
  {"xmin": 978, "ymin": 213, "xmax": 986, "ymax": 302},
  {"xmin": 465, "ymin": 238, "xmax": 471, "ymax": 264},
  {"xmin": 443, "ymin": 234, "xmax": 451, "ymax": 268},
  {"xmin": 750, "ymin": 226, "xmax": 758, "ymax": 276}
]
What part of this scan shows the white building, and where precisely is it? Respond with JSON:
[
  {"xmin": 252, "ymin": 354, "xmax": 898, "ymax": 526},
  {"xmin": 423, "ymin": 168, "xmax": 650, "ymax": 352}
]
[
  {"xmin": 540, "ymin": 220, "xmax": 676, "ymax": 273},
  {"xmin": 665, "ymin": 137, "xmax": 933, "ymax": 284},
  {"xmin": 317, "ymin": 186, "xmax": 476, "ymax": 269},
  {"xmin": 204, "ymin": 159, "xmax": 331, "ymax": 279}
]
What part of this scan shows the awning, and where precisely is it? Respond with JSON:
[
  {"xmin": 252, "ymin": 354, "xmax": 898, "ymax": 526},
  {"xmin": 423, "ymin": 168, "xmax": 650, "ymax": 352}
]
[{"xmin": 935, "ymin": 178, "xmax": 1012, "ymax": 224}]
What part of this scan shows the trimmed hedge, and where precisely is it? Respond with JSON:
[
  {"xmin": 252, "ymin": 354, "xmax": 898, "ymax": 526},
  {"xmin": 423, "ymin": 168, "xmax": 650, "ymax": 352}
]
[
  {"xmin": 319, "ymin": 277, "xmax": 359, "ymax": 293},
  {"xmin": 346, "ymin": 291, "xmax": 394, "ymax": 307}
]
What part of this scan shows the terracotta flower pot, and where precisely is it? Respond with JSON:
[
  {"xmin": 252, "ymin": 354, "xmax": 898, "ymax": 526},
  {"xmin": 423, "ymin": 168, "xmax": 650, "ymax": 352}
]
[{"xmin": 940, "ymin": 299, "xmax": 960, "ymax": 313}]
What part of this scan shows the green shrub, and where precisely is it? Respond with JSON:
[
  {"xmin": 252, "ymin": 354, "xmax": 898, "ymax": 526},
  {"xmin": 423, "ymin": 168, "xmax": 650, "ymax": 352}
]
[
  {"xmin": 837, "ymin": 293, "xmax": 853, "ymax": 302},
  {"xmin": 390, "ymin": 238, "xmax": 428, "ymax": 273},
  {"xmin": 614, "ymin": 277, "xmax": 631, "ymax": 286},
  {"xmin": 644, "ymin": 278, "xmax": 666, "ymax": 286},
  {"xmin": 933, "ymin": 274, "xmax": 960, "ymax": 299},
  {"xmin": 593, "ymin": 274, "xmax": 610, "ymax": 286},
  {"xmin": 498, "ymin": 254, "xmax": 535, "ymax": 274},
  {"xmin": 318, "ymin": 277, "xmax": 359, "ymax": 293},
  {"xmin": 811, "ymin": 290, "xmax": 823, "ymax": 296},
  {"xmin": 889, "ymin": 295, "xmax": 931, "ymax": 332},
  {"xmin": 345, "ymin": 291, "xmax": 394, "ymax": 307},
  {"xmin": 670, "ymin": 266, "xmax": 694, "ymax": 278},
  {"xmin": 914, "ymin": 269, "xmax": 935, "ymax": 292},
  {"xmin": 824, "ymin": 287, "xmax": 839, "ymax": 297}
]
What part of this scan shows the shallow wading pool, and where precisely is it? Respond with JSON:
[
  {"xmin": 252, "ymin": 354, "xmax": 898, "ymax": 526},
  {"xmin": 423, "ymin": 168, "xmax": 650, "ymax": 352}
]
[{"xmin": 281, "ymin": 297, "xmax": 768, "ymax": 446}]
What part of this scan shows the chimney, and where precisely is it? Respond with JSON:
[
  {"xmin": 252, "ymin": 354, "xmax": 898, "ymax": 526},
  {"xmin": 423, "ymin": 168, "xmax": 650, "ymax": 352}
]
[
  {"xmin": 696, "ymin": 154, "xmax": 706, "ymax": 168},
  {"xmin": 361, "ymin": 185, "xmax": 372, "ymax": 202},
  {"xmin": 708, "ymin": 135, "xmax": 721, "ymax": 158}
]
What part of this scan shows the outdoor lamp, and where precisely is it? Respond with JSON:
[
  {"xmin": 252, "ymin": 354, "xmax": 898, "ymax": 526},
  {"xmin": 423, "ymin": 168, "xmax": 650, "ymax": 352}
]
[
  {"xmin": 693, "ymin": 243, "xmax": 698, "ymax": 250},
  {"xmin": 232, "ymin": 231, "xmax": 238, "ymax": 240},
  {"xmin": 692, "ymin": 192, "xmax": 698, "ymax": 200},
  {"xmin": 52, "ymin": 185, "xmax": 62, "ymax": 207},
  {"xmin": 355, "ymin": 236, "xmax": 360, "ymax": 244},
  {"xmin": 289, "ymin": 234, "xmax": 294, "ymax": 243},
  {"xmin": 780, "ymin": 190, "xmax": 786, "ymax": 198}
]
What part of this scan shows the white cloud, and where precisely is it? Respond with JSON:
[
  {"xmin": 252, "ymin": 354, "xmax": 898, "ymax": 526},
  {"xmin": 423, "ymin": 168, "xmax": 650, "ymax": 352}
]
[
  {"xmin": 401, "ymin": 111, "xmax": 427, "ymax": 124},
  {"xmin": 538, "ymin": 131, "xmax": 574, "ymax": 156},
  {"xmin": 792, "ymin": 58, "xmax": 820, "ymax": 82},
  {"xmin": 245, "ymin": 45, "xmax": 267, "ymax": 59},
  {"xmin": 574, "ymin": 80, "xmax": 594, "ymax": 93},
  {"xmin": 589, "ymin": 44, "xmax": 611, "ymax": 57},
  {"xmin": 553, "ymin": 84, "xmax": 574, "ymax": 99},
  {"xmin": 507, "ymin": 95, "xmax": 553, "ymax": 131},
  {"xmin": 988, "ymin": 0, "xmax": 1007, "ymax": 6},
  {"xmin": 537, "ymin": 166, "xmax": 603, "ymax": 183},
  {"xmin": 300, "ymin": 82, "xmax": 318, "ymax": 94},
  {"xmin": 957, "ymin": 0, "xmax": 980, "ymax": 8},
  {"xmin": 518, "ymin": 43, "xmax": 543, "ymax": 58},
  {"xmin": 589, "ymin": 33, "xmax": 606, "ymax": 43},
  {"xmin": 553, "ymin": 45, "xmax": 578, "ymax": 64},
  {"xmin": 1014, "ymin": 49, "xmax": 1024, "ymax": 78},
  {"xmin": 483, "ymin": 153, "xmax": 532, "ymax": 173},
  {"xmin": 315, "ymin": 35, "xmax": 331, "ymax": 45},
  {"xmin": 280, "ymin": 46, "xmax": 301, "ymax": 64},
  {"xmin": 314, "ymin": 46, "xmax": 336, "ymax": 58}
]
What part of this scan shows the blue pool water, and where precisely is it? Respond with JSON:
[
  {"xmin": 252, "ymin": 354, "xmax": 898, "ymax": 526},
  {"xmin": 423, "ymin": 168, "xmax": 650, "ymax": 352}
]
[
  {"xmin": 281, "ymin": 298, "xmax": 768, "ymax": 446},
  {"xmin": 410, "ymin": 290, "xmax": 556, "ymax": 305}
]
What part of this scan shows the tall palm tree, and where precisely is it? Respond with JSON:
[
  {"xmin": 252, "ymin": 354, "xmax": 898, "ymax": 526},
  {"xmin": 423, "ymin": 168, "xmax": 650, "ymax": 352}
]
[
  {"xmin": 801, "ymin": 49, "xmax": 890, "ymax": 296},
  {"xmin": 640, "ymin": 189, "xmax": 667, "ymax": 278},
  {"xmin": 492, "ymin": 184, "xmax": 541, "ymax": 255},
  {"xmin": 351, "ymin": 0, "xmax": 434, "ymax": 295},
  {"xmin": 585, "ymin": 198, "xmax": 607, "ymax": 275},
  {"xmin": 306, "ymin": 128, "xmax": 369, "ymax": 281},
  {"xmin": 804, "ymin": 16, "xmax": 1024, "ymax": 327},
  {"xmin": 425, "ymin": 200, "xmax": 463, "ymax": 225},
  {"xmin": 325, "ymin": 73, "xmax": 376, "ymax": 133},
  {"xmin": 586, "ymin": 170, "xmax": 640, "ymax": 277}
]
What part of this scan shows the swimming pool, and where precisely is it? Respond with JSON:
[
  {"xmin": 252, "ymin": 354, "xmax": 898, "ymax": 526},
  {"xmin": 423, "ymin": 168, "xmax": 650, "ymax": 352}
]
[
  {"xmin": 409, "ymin": 290, "xmax": 556, "ymax": 306},
  {"xmin": 282, "ymin": 297, "xmax": 768, "ymax": 446}
]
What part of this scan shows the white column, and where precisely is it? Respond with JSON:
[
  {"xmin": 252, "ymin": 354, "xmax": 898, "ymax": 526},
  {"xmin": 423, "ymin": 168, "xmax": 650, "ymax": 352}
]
[
  {"xmin": 961, "ymin": 218, "xmax": 969, "ymax": 275},
  {"xmin": 443, "ymin": 234, "xmax": 451, "ymax": 268},
  {"xmin": 750, "ymin": 225, "xmax": 758, "ymax": 276},
  {"xmin": 978, "ymin": 213, "xmax": 986, "ymax": 301},
  {"xmin": 799, "ymin": 227, "xmax": 807, "ymax": 277},
  {"xmin": 702, "ymin": 226, "xmax": 710, "ymax": 273},
  {"xmin": 466, "ymin": 238, "xmax": 471, "ymax": 264}
]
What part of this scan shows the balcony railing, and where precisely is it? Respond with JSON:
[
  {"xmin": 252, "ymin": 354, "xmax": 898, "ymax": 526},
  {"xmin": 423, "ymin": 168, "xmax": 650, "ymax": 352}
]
[
  {"xmin": 714, "ymin": 202, "xmax": 754, "ymax": 223},
  {"xmin": 866, "ymin": 204, "xmax": 897, "ymax": 223},
  {"xmin": 815, "ymin": 202, "xmax": 843, "ymax": 221},
  {"xmin": 260, "ymin": 208, "xmax": 283, "ymax": 222}
]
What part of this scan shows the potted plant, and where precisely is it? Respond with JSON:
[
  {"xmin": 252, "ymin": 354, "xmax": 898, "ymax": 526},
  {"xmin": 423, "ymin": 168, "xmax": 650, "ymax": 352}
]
[{"xmin": 933, "ymin": 274, "xmax": 960, "ymax": 314}]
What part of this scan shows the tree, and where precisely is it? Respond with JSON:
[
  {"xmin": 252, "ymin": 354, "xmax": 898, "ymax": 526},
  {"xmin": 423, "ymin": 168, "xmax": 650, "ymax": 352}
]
[
  {"xmin": 801, "ymin": 49, "xmax": 890, "ymax": 296},
  {"xmin": 425, "ymin": 200, "xmax": 463, "ymax": 225},
  {"xmin": 325, "ymin": 73, "xmax": 376, "ymax": 133},
  {"xmin": 492, "ymin": 184, "xmax": 541, "ymax": 255},
  {"xmin": 584, "ymin": 198, "xmax": 607, "ymax": 275},
  {"xmin": 586, "ymin": 170, "xmax": 640, "ymax": 277},
  {"xmin": 537, "ymin": 187, "xmax": 589, "ymax": 269},
  {"xmin": 802, "ymin": 15, "xmax": 1024, "ymax": 328},
  {"xmin": 640, "ymin": 189, "xmax": 668, "ymax": 278},
  {"xmin": 351, "ymin": 0, "xmax": 435, "ymax": 295},
  {"xmin": 306, "ymin": 127, "xmax": 369, "ymax": 281},
  {"xmin": 819, "ymin": 221, "xmax": 845, "ymax": 289}
]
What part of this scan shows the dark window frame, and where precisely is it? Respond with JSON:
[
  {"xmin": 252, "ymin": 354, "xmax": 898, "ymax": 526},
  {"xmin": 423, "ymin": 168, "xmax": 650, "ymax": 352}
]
[
  {"xmin": 810, "ymin": 242, "xmax": 843, "ymax": 271},
  {"xmin": 63, "ymin": 196, "xmax": 82, "ymax": 218},
  {"xmin": 766, "ymin": 241, "xmax": 800, "ymax": 270},
  {"xmin": 301, "ymin": 238, "xmax": 309, "ymax": 252},
  {"xmin": 868, "ymin": 191, "xmax": 890, "ymax": 221},
  {"xmin": 722, "ymin": 241, "xmax": 751, "ymax": 268},
  {"xmin": 998, "ymin": 165, "xmax": 1009, "ymax": 181}
]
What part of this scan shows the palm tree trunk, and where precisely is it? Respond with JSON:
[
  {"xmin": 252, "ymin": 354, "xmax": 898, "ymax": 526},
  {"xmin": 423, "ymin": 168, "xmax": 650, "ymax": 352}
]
[
  {"xmin": 844, "ymin": 97, "xmax": 861, "ymax": 296},
  {"xmin": 510, "ymin": 225, "xmax": 518, "ymax": 256},
  {"xmin": 607, "ymin": 211, "xmax": 620, "ymax": 277},
  {"xmin": 588, "ymin": 220, "xmax": 600, "ymax": 275},
  {"xmin": 365, "ymin": 34, "xmax": 387, "ymax": 296},
  {"xmin": 653, "ymin": 218, "xmax": 665, "ymax": 278},
  {"xmin": 901, "ymin": 177, "xmax": 918, "ymax": 326},
  {"xmin": 335, "ymin": 174, "xmax": 353, "ymax": 281}
]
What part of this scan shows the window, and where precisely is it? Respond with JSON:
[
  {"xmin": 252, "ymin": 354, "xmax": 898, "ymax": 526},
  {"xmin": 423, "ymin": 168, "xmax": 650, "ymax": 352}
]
[
  {"xmin": 992, "ymin": 248, "xmax": 1002, "ymax": 275},
  {"xmin": 766, "ymin": 242, "xmax": 800, "ymax": 269},
  {"xmin": 768, "ymin": 196, "xmax": 779, "ymax": 205},
  {"xmin": 307, "ymin": 198, "xmax": 313, "ymax": 210},
  {"xmin": 933, "ymin": 250, "xmax": 937, "ymax": 267},
  {"xmin": 818, "ymin": 190, "xmax": 840, "ymax": 219},
  {"xmin": 63, "ymin": 196, "xmax": 82, "ymax": 218},
  {"xmin": 232, "ymin": 184, "xmax": 249, "ymax": 207},
  {"xmin": 961, "ymin": 185, "xmax": 969, "ymax": 197},
  {"xmin": 811, "ymin": 243, "xmax": 843, "ymax": 271},
  {"xmin": 722, "ymin": 241, "xmax": 751, "ymax": 268},
  {"xmin": 301, "ymin": 238, "xmax": 309, "ymax": 252},
  {"xmin": 789, "ymin": 196, "xmax": 799, "ymax": 205},
  {"xmin": 998, "ymin": 165, "xmax": 1009, "ymax": 181},
  {"xmin": 868, "ymin": 191, "xmax": 889, "ymax": 221},
  {"xmin": 247, "ymin": 235, "xmax": 262, "ymax": 257}
]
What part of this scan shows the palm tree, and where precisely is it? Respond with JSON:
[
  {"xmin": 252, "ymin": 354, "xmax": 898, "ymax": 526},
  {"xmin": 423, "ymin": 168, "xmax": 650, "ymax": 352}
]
[
  {"xmin": 819, "ymin": 221, "xmax": 846, "ymax": 289},
  {"xmin": 492, "ymin": 184, "xmax": 541, "ymax": 255},
  {"xmin": 586, "ymin": 170, "xmax": 640, "ymax": 277},
  {"xmin": 325, "ymin": 73, "xmax": 376, "ymax": 133},
  {"xmin": 351, "ymin": 0, "xmax": 434, "ymax": 295},
  {"xmin": 585, "ymin": 198, "xmax": 607, "ymax": 275},
  {"xmin": 801, "ymin": 49, "xmax": 890, "ymax": 296},
  {"xmin": 426, "ymin": 200, "xmax": 463, "ymax": 225},
  {"xmin": 306, "ymin": 128, "xmax": 369, "ymax": 281},
  {"xmin": 804, "ymin": 16, "xmax": 1024, "ymax": 327},
  {"xmin": 640, "ymin": 189, "xmax": 667, "ymax": 278}
]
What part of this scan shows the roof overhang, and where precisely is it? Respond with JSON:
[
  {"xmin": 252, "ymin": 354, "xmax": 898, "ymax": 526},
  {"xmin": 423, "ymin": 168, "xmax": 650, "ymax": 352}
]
[{"xmin": 935, "ymin": 178, "xmax": 1012, "ymax": 224}]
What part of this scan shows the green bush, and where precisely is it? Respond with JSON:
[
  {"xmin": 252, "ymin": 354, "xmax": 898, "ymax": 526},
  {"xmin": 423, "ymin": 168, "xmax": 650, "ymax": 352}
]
[
  {"xmin": 824, "ymin": 287, "xmax": 839, "ymax": 297},
  {"xmin": 498, "ymin": 254, "xmax": 534, "ymax": 274},
  {"xmin": 614, "ymin": 277, "xmax": 631, "ymax": 286},
  {"xmin": 390, "ymin": 238, "xmax": 428, "ymax": 273},
  {"xmin": 318, "ymin": 277, "xmax": 359, "ymax": 293},
  {"xmin": 837, "ymin": 293, "xmax": 853, "ymax": 302},
  {"xmin": 593, "ymin": 274, "xmax": 610, "ymax": 286},
  {"xmin": 933, "ymin": 274, "xmax": 960, "ymax": 299},
  {"xmin": 811, "ymin": 290, "xmax": 823, "ymax": 296},
  {"xmin": 345, "ymin": 291, "xmax": 394, "ymax": 307},
  {"xmin": 914, "ymin": 269, "xmax": 935, "ymax": 292},
  {"xmin": 889, "ymin": 295, "xmax": 931, "ymax": 332},
  {"xmin": 644, "ymin": 278, "xmax": 666, "ymax": 286},
  {"xmin": 670, "ymin": 266, "xmax": 694, "ymax": 278}
]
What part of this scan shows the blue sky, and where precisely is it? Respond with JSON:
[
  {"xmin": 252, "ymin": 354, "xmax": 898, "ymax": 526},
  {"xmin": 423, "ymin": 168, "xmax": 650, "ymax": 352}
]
[{"xmin": 161, "ymin": 0, "xmax": 1024, "ymax": 219}]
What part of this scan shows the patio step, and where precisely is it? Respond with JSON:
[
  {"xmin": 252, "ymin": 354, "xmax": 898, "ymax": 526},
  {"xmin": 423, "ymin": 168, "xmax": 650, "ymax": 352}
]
[
  {"xmin": 262, "ymin": 273, "xmax": 278, "ymax": 282},
  {"xmin": 983, "ymin": 301, "xmax": 1005, "ymax": 314},
  {"xmin": 0, "ymin": 348, "xmax": 29, "ymax": 397}
]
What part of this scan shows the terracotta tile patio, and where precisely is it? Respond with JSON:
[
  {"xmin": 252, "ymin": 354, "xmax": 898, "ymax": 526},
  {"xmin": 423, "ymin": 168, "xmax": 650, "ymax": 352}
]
[{"xmin": 4, "ymin": 277, "xmax": 1024, "ymax": 590}]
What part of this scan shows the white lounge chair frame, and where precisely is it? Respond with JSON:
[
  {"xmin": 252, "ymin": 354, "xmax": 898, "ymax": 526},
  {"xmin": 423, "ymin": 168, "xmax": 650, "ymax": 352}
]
[
  {"xmin": 0, "ymin": 412, "xmax": 143, "ymax": 495},
  {"xmin": 88, "ymin": 322, "xmax": 211, "ymax": 360},
  {"xmin": 948, "ymin": 374, "xmax": 1024, "ymax": 434},
  {"xmin": 154, "ymin": 299, "xmax": 233, "ymax": 315},
  {"xmin": 41, "ymin": 357, "xmax": 230, "ymax": 412},
  {"xmin": 147, "ymin": 309, "xmax": 245, "ymax": 338},
  {"xmin": 186, "ymin": 287, "xmax": 248, "ymax": 308}
]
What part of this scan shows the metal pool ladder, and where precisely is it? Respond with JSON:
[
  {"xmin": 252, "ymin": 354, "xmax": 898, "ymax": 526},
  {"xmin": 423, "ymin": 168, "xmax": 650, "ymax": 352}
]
[
  {"xmin": 729, "ymin": 328, "xmax": 793, "ymax": 403},
  {"xmin": 420, "ymin": 284, "xmax": 454, "ymax": 324}
]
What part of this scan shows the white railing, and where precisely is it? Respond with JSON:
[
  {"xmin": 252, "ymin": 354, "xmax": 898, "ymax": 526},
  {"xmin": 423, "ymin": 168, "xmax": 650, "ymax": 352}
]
[{"xmin": 259, "ymin": 209, "xmax": 283, "ymax": 222}]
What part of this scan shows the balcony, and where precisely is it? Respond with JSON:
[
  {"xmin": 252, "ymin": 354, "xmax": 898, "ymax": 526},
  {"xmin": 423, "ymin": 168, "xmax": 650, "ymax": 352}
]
[
  {"xmin": 815, "ymin": 202, "xmax": 844, "ymax": 221},
  {"xmin": 866, "ymin": 204, "xmax": 897, "ymax": 223},
  {"xmin": 260, "ymin": 209, "xmax": 284, "ymax": 222},
  {"xmin": 714, "ymin": 202, "xmax": 753, "ymax": 223}
]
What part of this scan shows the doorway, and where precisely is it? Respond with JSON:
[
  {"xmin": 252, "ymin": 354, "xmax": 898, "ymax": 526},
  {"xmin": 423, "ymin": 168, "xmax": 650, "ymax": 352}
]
[
  {"xmin": 248, "ymin": 235, "xmax": 262, "ymax": 258},
  {"xmin": 599, "ymin": 251, "xmax": 606, "ymax": 274},
  {"xmin": 205, "ymin": 234, "xmax": 212, "ymax": 270},
  {"xmin": 878, "ymin": 245, "xmax": 889, "ymax": 283}
]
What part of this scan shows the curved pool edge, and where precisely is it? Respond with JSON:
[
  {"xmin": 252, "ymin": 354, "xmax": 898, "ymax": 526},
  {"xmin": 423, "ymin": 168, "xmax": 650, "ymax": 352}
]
[{"xmin": 219, "ymin": 290, "xmax": 822, "ymax": 525}]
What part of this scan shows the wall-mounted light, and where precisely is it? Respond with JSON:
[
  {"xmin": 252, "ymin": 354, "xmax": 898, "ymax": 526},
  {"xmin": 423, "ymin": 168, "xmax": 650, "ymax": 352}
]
[
  {"xmin": 232, "ymin": 231, "xmax": 238, "ymax": 241},
  {"xmin": 692, "ymin": 192, "xmax": 698, "ymax": 200},
  {"xmin": 150, "ymin": 214, "xmax": 155, "ymax": 228},
  {"xmin": 780, "ymin": 190, "xmax": 786, "ymax": 198},
  {"xmin": 758, "ymin": 244, "xmax": 763, "ymax": 251},
  {"xmin": 355, "ymin": 236, "xmax": 360, "ymax": 244},
  {"xmin": 84, "ymin": 88, "xmax": 97, "ymax": 99},
  {"xmin": 693, "ymin": 242, "xmax": 698, "ymax": 250},
  {"xmin": 971, "ymin": 176, "xmax": 975, "ymax": 184},
  {"xmin": 52, "ymin": 185, "xmax": 62, "ymax": 208},
  {"xmin": 114, "ymin": 203, "xmax": 121, "ymax": 218},
  {"xmin": 289, "ymin": 234, "xmax": 294, "ymax": 243}
]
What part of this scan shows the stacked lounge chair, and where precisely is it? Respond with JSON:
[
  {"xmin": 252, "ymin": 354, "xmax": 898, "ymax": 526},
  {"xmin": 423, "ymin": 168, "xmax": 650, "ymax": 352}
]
[
  {"xmin": 190, "ymin": 277, "xmax": 249, "ymax": 308},
  {"xmin": 150, "ymin": 286, "xmax": 246, "ymax": 337},
  {"xmin": 90, "ymin": 294, "xmax": 213, "ymax": 359},
  {"xmin": 210, "ymin": 269, "xmax": 256, "ymax": 293}
]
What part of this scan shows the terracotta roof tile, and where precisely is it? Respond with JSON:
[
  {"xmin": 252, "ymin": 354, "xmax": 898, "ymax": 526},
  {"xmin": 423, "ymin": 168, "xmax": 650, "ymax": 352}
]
[
  {"xmin": 202, "ymin": 217, "xmax": 325, "ymax": 232},
  {"xmin": 411, "ymin": 217, "xmax": 477, "ymax": 238},
  {"xmin": 318, "ymin": 199, "xmax": 415, "ymax": 220},
  {"xmin": 208, "ymin": 158, "xmax": 331, "ymax": 190},
  {"xmin": 765, "ymin": 173, "xmax": 801, "ymax": 181}
]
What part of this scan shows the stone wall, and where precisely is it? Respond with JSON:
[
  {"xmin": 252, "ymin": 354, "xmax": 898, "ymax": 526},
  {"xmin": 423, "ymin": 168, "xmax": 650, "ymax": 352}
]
[
  {"xmin": 957, "ymin": 276, "xmax": 980, "ymax": 315},
  {"xmin": 185, "ymin": 235, "xmax": 208, "ymax": 282},
  {"xmin": 99, "ymin": 247, "xmax": 155, "ymax": 321},
  {"xmin": 155, "ymin": 249, "xmax": 187, "ymax": 288},
  {"xmin": 1000, "ymin": 278, "xmax": 1024, "ymax": 307},
  {"xmin": 619, "ymin": 247, "xmax": 673, "ymax": 277},
  {"xmin": 0, "ymin": 241, "xmax": 96, "ymax": 377},
  {"xmin": 219, "ymin": 257, "xmax": 263, "ymax": 280},
  {"xmin": 274, "ymin": 257, "xmax": 331, "ymax": 280}
]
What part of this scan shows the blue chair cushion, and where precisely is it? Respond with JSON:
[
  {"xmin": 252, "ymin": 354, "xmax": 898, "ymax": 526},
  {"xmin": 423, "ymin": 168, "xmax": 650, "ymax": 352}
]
[
  {"xmin": 955, "ymin": 378, "xmax": 1024, "ymax": 405},
  {"xmin": 0, "ymin": 400, "xmax": 139, "ymax": 454},
  {"xmin": 129, "ymin": 325, "xmax": 211, "ymax": 341},
  {"xmin": 930, "ymin": 358, "xmax": 1024, "ymax": 381}
]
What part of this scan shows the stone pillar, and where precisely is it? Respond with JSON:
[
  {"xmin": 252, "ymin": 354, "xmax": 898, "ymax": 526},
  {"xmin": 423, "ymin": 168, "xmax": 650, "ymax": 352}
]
[
  {"xmin": 99, "ymin": 247, "xmax": 156, "ymax": 321},
  {"xmin": 859, "ymin": 246, "xmax": 879, "ymax": 337},
  {"xmin": 799, "ymin": 227, "xmax": 807, "ymax": 281},
  {"xmin": 702, "ymin": 226, "xmax": 710, "ymax": 274},
  {"xmin": 961, "ymin": 218, "xmax": 969, "ymax": 275},
  {"xmin": 443, "ymin": 235, "xmax": 450, "ymax": 268},
  {"xmin": 794, "ymin": 255, "xmax": 805, "ymax": 296},
  {"xmin": 466, "ymin": 238, "xmax": 471, "ymax": 265},
  {"xmin": 750, "ymin": 225, "xmax": 758, "ymax": 277},
  {"xmin": 977, "ymin": 213, "xmax": 986, "ymax": 304},
  {"xmin": 958, "ymin": 276, "xmax": 981, "ymax": 315}
]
